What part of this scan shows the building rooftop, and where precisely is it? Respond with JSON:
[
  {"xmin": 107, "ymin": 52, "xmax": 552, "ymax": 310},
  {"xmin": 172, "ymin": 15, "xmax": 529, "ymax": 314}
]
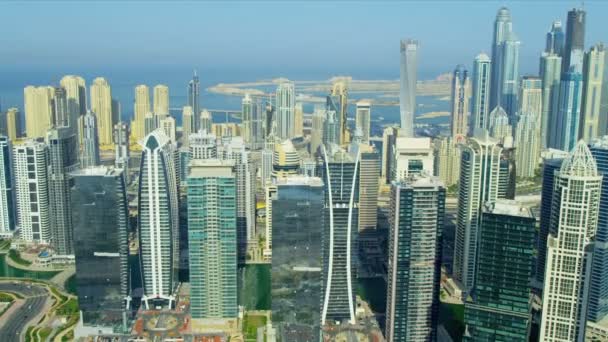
[
  {"xmin": 275, "ymin": 175, "xmax": 323, "ymax": 187},
  {"xmin": 484, "ymin": 199, "xmax": 533, "ymax": 218},
  {"xmin": 71, "ymin": 166, "xmax": 121, "ymax": 177}
]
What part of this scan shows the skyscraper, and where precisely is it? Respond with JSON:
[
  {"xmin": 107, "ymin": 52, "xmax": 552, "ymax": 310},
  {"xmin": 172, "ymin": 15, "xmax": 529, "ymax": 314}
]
[
  {"xmin": 546, "ymin": 20, "xmax": 565, "ymax": 55},
  {"xmin": 70, "ymin": 167, "xmax": 129, "ymax": 330},
  {"xmin": 269, "ymin": 176, "xmax": 323, "ymax": 341},
  {"xmin": 200, "ymin": 109, "xmax": 212, "ymax": 134},
  {"xmin": 433, "ymin": 136, "xmax": 461, "ymax": 186},
  {"xmin": 153, "ymin": 84, "xmax": 169, "ymax": 117},
  {"xmin": 328, "ymin": 80, "xmax": 349, "ymax": 144},
  {"xmin": 563, "ymin": 8, "xmax": 586, "ymax": 74},
  {"xmin": 323, "ymin": 109, "xmax": 339, "ymax": 147},
  {"xmin": 540, "ymin": 141, "xmax": 601, "ymax": 341},
  {"xmin": 355, "ymin": 101, "xmax": 371, "ymax": 145},
  {"xmin": 386, "ymin": 175, "xmax": 445, "ymax": 342},
  {"xmin": 59, "ymin": 75, "xmax": 86, "ymax": 133},
  {"xmin": 553, "ymin": 71, "xmax": 583, "ymax": 151},
  {"xmin": 5, "ymin": 107, "xmax": 20, "ymax": 141},
  {"xmin": 189, "ymin": 129, "xmax": 218, "ymax": 160},
  {"xmin": 392, "ymin": 136, "xmax": 434, "ymax": 181},
  {"xmin": 540, "ymin": 52, "xmax": 562, "ymax": 148},
  {"xmin": 80, "ymin": 111, "xmax": 100, "ymax": 168},
  {"xmin": 399, "ymin": 39, "xmax": 418, "ymax": 137},
  {"xmin": 488, "ymin": 106, "xmax": 512, "ymax": 144},
  {"xmin": 311, "ymin": 106, "xmax": 325, "ymax": 155},
  {"xmin": 13, "ymin": 141, "xmax": 50, "ymax": 244},
  {"xmin": 159, "ymin": 116, "xmax": 176, "ymax": 143},
  {"xmin": 471, "ymin": 53, "xmax": 491, "ymax": 133},
  {"xmin": 90, "ymin": 77, "xmax": 113, "ymax": 146},
  {"xmin": 358, "ymin": 145, "xmax": 379, "ymax": 232},
  {"xmin": 133, "ymin": 84, "xmax": 150, "ymax": 141},
  {"xmin": 138, "ymin": 129, "xmax": 179, "ymax": 308},
  {"xmin": 382, "ymin": 127, "xmax": 398, "ymax": 184},
  {"xmin": 580, "ymin": 43, "xmax": 606, "ymax": 141},
  {"xmin": 489, "ymin": 7, "xmax": 513, "ymax": 112},
  {"xmin": 242, "ymin": 94, "xmax": 253, "ymax": 145},
  {"xmin": 320, "ymin": 145, "xmax": 359, "ymax": 325},
  {"xmin": 588, "ymin": 137, "xmax": 608, "ymax": 323},
  {"xmin": 519, "ymin": 76, "xmax": 543, "ymax": 120},
  {"xmin": 453, "ymin": 131, "xmax": 502, "ymax": 293},
  {"xmin": 188, "ymin": 160, "xmax": 237, "ymax": 325},
  {"xmin": 0, "ymin": 137, "xmax": 14, "ymax": 237},
  {"xmin": 275, "ymin": 82, "xmax": 295, "ymax": 140},
  {"xmin": 114, "ymin": 122, "xmax": 130, "ymax": 185},
  {"xmin": 182, "ymin": 106, "xmax": 194, "ymax": 145},
  {"xmin": 450, "ymin": 64, "xmax": 471, "ymax": 141},
  {"xmin": 47, "ymin": 127, "xmax": 79, "ymax": 255},
  {"xmin": 24, "ymin": 85, "xmax": 54, "ymax": 139},
  {"xmin": 464, "ymin": 200, "xmax": 535, "ymax": 341},
  {"xmin": 294, "ymin": 101, "xmax": 304, "ymax": 138},
  {"xmin": 188, "ymin": 70, "xmax": 200, "ymax": 132},
  {"xmin": 498, "ymin": 31, "xmax": 521, "ymax": 122},
  {"xmin": 52, "ymin": 87, "xmax": 69, "ymax": 129},
  {"xmin": 514, "ymin": 113, "xmax": 540, "ymax": 178}
]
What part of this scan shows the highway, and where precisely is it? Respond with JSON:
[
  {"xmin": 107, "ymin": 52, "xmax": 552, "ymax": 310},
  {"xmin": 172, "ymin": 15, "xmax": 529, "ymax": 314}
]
[{"xmin": 0, "ymin": 282, "xmax": 49, "ymax": 342}]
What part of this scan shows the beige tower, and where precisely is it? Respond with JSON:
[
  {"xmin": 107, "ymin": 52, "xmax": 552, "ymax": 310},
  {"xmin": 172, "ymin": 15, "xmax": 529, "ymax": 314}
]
[
  {"xmin": 153, "ymin": 84, "xmax": 170, "ymax": 118},
  {"xmin": 182, "ymin": 106, "xmax": 194, "ymax": 144},
  {"xmin": 294, "ymin": 102, "xmax": 303, "ymax": 137},
  {"xmin": 330, "ymin": 80, "xmax": 349, "ymax": 145},
  {"xmin": 90, "ymin": 77, "xmax": 113, "ymax": 146},
  {"xmin": 133, "ymin": 85, "xmax": 150, "ymax": 141},
  {"xmin": 24, "ymin": 86, "xmax": 54, "ymax": 139},
  {"xmin": 5, "ymin": 108, "xmax": 20, "ymax": 141},
  {"xmin": 59, "ymin": 75, "xmax": 86, "ymax": 132},
  {"xmin": 580, "ymin": 43, "xmax": 606, "ymax": 141},
  {"xmin": 450, "ymin": 65, "xmax": 471, "ymax": 142}
]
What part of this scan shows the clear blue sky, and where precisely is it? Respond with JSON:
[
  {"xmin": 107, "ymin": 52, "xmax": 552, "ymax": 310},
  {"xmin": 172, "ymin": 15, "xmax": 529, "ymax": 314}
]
[{"xmin": 1, "ymin": 1, "xmax": 606, "ymax": 76}]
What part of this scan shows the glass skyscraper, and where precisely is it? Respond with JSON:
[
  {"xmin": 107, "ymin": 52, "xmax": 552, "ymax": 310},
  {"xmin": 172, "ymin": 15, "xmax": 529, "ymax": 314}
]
[
  {"xmin": 471, "ymin": 53, "xmax": 491, "ymax": 133},
  {"xmin": 0, "ymin": 136, "xmax": 15, "ymax": 237},
  {"xmin": 270, "ymin": 176, "xmax": 323, "ymax": 341},
  {"xmin": 385, "ymin": 176, "xmax": 445, "ymax": 342},
  {"xmin": 187, "ymin": 159, "xmax": 237, "ymax": 323},
  {"xmin": 188, "ymin": 70, "xmax": 200, "ymax": 132},
  {"xmin": 71, "ymin": 167, "xmax": 130, "ymax": 331},
  {"xmin": 554, "ymin": 71, "xmax": 583, "ymax": 151},
  {"xmin": 464, "ymin": 200, "xmax": 535, "ymax": 341}
]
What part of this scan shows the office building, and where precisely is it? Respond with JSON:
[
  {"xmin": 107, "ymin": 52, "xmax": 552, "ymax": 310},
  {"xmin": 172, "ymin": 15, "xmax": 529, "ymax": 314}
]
[
  {"xmin": 320, "ymin": 145, "xmax": 359, "ymax": 325},
  {"xmin": 358, "ymin": 145, "xmax": 379, "ymax": 232},
  {"xmin": 546, "ymin": 20, "xmax": 565, "ymax": 55},
  {"xmin": 5, "ymin": 107, "xmax": 20, "ymax": 141},
  {"xmin": 71, "ymin": 167, "xmax": 129, "ymax": 330},
  {"xmin": 355, "ymin": 101, "xmax": 371, "ymax": 145},
  {"xmin": 275, "ymin": 82, "xmax": 295, "ymax": 140},
  {"xmin": 90, "ymin": 77, "xmax": 114, "ymax": 146},
  {"xmin": 188, "ymin": 70, "xmax": 201, "ymax": 132},
  {"xmin": 323, "ymin": 109, "xmax": 339, "ymax": 147},
  {"xmin": 385, "ymin": 176, "xmax": 445, "ymax": 342},
  {"xmin": 563, "ymin": 8, "xmax": 586, "ymax": 74},
  {"xmin": 540, "ymin": 141, "xmax": 601, "ymax": 341},
  {"xmin": 450, "ymin": 65, "xmax": 471, "ymax": 141},
  {"xmin": 242, "ymin": 95, "xmax": 264, "ymax": 150},
  {"xmin": 160, "ymin": 116, "xmax": 176, "ymax": 143},
  {"xmin": 14, "ymin": 141, "xmax": 50, "ymax": 244},
  {"xmin": 47, "ymin": 128, "xmax": 79, "ymax": 255},
  {"xmin": 519, "ymin": 76, "xmax": 542, "ymax": 120},
  {"xmin": 24, "ymin": 85, "xmax": 54, "ymax": 139},
  {"xmin": 489, "ymin": 7, "xmax": 513, "ymax": 111},
  {"xmin": 514, "ymin": 113, "xmax": 540, "ymax": 178},
  {"xmin": 553, "ymin": 71, "xmax": 583, "ymax": 151},
  {"xmin": 52, "ymin": 87, "xmax": 69, "ymax": 129},
  {"xmin": 471, "ymin": 53, "xmax": 492, "ymax": 133},
  {"xmin": 499, "ymin": 147, "xmax": 517, "ymax": 200},
  {"xmin": 133, "ymin": 84, "xmax": 150, "ymax": 141},
  {"xmin": 540, "ymin": 53, "xmax": 562, "ymax": 148},
  {"xmin": 453, "ymin": 131, "xmax": 502, "ymax": 293},
  {"xmin": 59, "ymin": 75, "xmax": 86, "ymax": 132},
  {"xmin": 0, "ymin": 137, "xmax": 14, "ymax": 236},
  {"xmin": 311, "ymin": 106, "xmax": 325, "ymax": 155},
  {"xmin": 498, "ymin": 32, "xmax": 521, "ymax": 122},
  {"xmin": 464, "ymin": 200, "xmax": 535, "ymax": 341},
  {"xmin": 114, "ymin": 122, "xmax": 130, "ymax": 184},
  {"xmin": 80, "ymin": 111, "xmax": 100, "ymax": 168},
  {"xmin": 294, "ymin": 101, "xmax": 303, "ymax": 138},
  {"xmin": 328, "ymin": 80, "xmax": 349, "ymax": 144},
  {"xmin": 182, "ymin": 106, "xmax": 194, "ymax": 145},
  {"xmin": 270, "ymin": 176, "xmax": 323, "ymax": 341},
  {"xmin": 580, "ymin": 44, "xmax": 606, "ymax": 141},
  {"xmin": 434, "ymin": 136, "xmax": 460, "ymax": 186},
  {"xmin": 153, "ymin": 84, "xmax": 169, "ymax": 117},
  {"xmin": 138, "ymin": 129, "xmax": 179, "ymax": 308},
  {"xmin": 399, "ymin": 39, "xmax": 418, "ymax": 137},
  {"xmin": 392, "ymin": 136, "xmax": 434, "ymax": 181},
  {"xmin": 382, "ymin": 127, "xmax": 398, "ymax": 184},
  {"xmin": 188, "ymin": 160, "xmax": 237, "ymax": 323}
]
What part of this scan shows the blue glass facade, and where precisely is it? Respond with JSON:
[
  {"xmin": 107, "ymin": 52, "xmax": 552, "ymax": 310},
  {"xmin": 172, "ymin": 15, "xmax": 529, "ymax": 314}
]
[{"xmin": 536, "ymin": 158, "xmax": 563, "ymax": 284}]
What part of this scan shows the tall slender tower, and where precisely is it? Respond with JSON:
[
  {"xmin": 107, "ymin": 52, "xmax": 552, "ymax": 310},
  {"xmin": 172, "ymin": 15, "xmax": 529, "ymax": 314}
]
[
  {"xmin": 24, "ymin": 86, "xmax": 54, "ymax": 139},
  {"xmin": 275, "ymin": 82, "xmax": 295, "ymax": 140},
  {"xmin": 514, "ymin": 113, "xmax": 540, "ymax": 178},
  {"xmin": 355, "ymin": 101, "xmax": 371, "ymax": 145},
  {"xmin": 563, "ymin": 8, "xmax": 586, "ymax": 74},
  {"xmin": 242, "ymin": 94, "xmax": 253, "ymax": 144},
  {"xmin": 453, "ymin": 131, "xmax": 502, "ymax": 293},
  {"xmin": 188, "ymin": 70, "xmax": 201, "ymax": 132},
  {"xmin": 471, "ymin": 53, "xmax": 491, "ymax": 132},
  {"xmin": 47, "ymin": 127, "xmax": 79, "ymax": 255},
  {"xmin": 80, "ymin": 110, "xmax": 100, "ymax": 168},
  {"xmin": 546, "ymin": 20, "xmax": 565, "ymax": 55},
  {"xmin": 540, "ymin": 141, "xmax": 601, "ymax": 342},
  {"xmin": 138, "ymin": 129, "xmax": 179, "ymax": 308},
  {"xmin": 14, "ymin": 141, "xmax": 50, "ymax": 244},
  {"xmin": 60, "ymin": 75, "xmax": 86, "ymax": 133},
  {"xmin": 450, "ymin": 65, "xmax": 471, "ymax": 141},
  {"xmin": 5, "ymin": 108, "xmax": 20, "ymax": 141},
  {"xmin": 498, "ymin": 31, "xmax": 521, "ymax": 122},
  {"xmin": 0, "ymin": 136, "xmax": 15, "ymax": 236},
  {"xmin": 90, "ymin": 77, "xmax": 113, "ymax": 146},
  {"xmin": 182, "ymin": 106, "xmax": 194, "ymax": 144},
  {"xmin": 114, "ymin": 121, "xmax": 130, "ymax": 184},
  {"xmin": 580, "ymin": 44, "xmax": 606, "ymax": 141},
  {"xmin": 519, "ymin": 76, "xmax": 542, "ymax": 119},
  {"xmin": 554, "ymin": 71, "xmax": 583, "ymax": 151},
  {"xmin": 153, "ymin": 84, "xmax": 170, "ymax": 118},
  {"xmin": 328, "ymin": 80, "xmax": 349, "ymax": 144},
  {"xmin": 52, "ymin": 87, "xmax": 69, "ymax": 128},
  {"xmin": 320, "ymin": 146, "xmax": 359, "ymax": 325},
  {"xmin": 133, "ymin": 84, "xmax": 150, "ymax": 141},
  {"xmin": 188, "ymin": 160, "xmax": 238, "ymax": 324},
  {"xmin": 386, "ymin": 175, "xmax": 445, "ymax": 341},
  {"xmin": 540, "ymin": 53, "xmax": 562, "ymax": 148},
  {"xmin": 399, "ymin": 39, "xmax": 418, "ymax": 137},
  {"xmin": 489, "ymin": 7, "xmax": 513, "ymax": 111}
]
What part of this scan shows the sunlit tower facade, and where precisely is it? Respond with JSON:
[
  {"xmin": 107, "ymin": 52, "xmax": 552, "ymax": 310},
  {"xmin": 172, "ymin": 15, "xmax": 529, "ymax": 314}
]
[{"xmin": 399, "ymin": 39, "xmax": 418, "ymax": 137}]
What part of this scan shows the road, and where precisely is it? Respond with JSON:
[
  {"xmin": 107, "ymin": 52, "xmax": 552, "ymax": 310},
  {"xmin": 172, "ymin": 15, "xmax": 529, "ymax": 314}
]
[{"xmin": 0, "ymin": 282, "xmax": 49, "ymax": 342}]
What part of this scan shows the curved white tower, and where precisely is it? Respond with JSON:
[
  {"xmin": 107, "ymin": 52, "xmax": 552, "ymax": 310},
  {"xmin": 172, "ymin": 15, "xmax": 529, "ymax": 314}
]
[{"xmin": 399, "ymin": 39, "xmax": 418, "ymax": 137}]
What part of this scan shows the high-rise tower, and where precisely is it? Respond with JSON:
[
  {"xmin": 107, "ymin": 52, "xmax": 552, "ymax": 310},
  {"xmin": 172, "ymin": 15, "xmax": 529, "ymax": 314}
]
[
  {"xmin": 188, "ymin": 70, "xmax": 200, "ymax": 132},
  {"xmin": 153, "ymin": 84, "xmax": 170, "ymax": 118},
  {"xmin": 546, "ymin": 20, "xmax": 565, "ymax": 55},
  {"xmin": 563, "ymin": 8, "xmax": 586, "ymax": 74},
  {"xmin": 80, "ymin": 110, "xmax": 100, "ymax": 168},
  {"xmin": 399, "ymin": 39, "xmax": 418, "ymax": 137},
  {"xmin": 450, "ymin": 65, "xmax": 471, "ymax": 141},
  {"xmin": 0, "ymin": 136, "xmax": 14, "ymax": 237},
  {"xmin": 489, "ymin": 7, "xmax": 513, "ymax": 111},
  {"xmin": 540, "ymin": 53, "xmax": 562, "ymax": 148},
  {"xmin": 133, "ymin": 84, "xmax": 150, "ymax": 141},
  {"xmin": 355, "ymin": 101, "xmax": 371, "ymax": 145},
  {"xmin": 580, "ymin": 44, "xmax": 606, "ymax": 141},
  {"xmin": 90, "ymin": 77, "xmax": 113, "ymax": 146},
  {"xmin": 275, "ymin": 82, "xmax": 295, "ymax": 140},
  {"xmin": 471, "ymin": 53, "xmax": 491, "ymax": 133}
]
